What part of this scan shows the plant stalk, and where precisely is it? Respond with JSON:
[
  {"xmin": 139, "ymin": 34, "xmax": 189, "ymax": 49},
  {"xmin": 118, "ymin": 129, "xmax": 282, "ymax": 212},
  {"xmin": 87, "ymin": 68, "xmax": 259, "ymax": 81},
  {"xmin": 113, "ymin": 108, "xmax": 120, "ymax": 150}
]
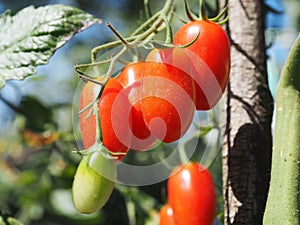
[{"xmin": 263, "ymin": 34, "xmax": 300, "ymax": 224}]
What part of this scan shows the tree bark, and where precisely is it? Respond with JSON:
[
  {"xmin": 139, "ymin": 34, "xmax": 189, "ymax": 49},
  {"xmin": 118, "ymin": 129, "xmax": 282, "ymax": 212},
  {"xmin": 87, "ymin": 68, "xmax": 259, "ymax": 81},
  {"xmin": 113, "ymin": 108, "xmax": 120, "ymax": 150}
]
[{"xmin": 219, "ymin": 0, "xmax": 274, "ymax": 224}]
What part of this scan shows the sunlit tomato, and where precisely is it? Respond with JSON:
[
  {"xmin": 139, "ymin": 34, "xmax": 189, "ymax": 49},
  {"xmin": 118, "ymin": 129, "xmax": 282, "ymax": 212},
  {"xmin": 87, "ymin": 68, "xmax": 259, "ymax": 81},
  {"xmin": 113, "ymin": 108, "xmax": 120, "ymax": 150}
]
[
  {"xmin": 168, "ymin": 162, "xmax": 216, "ymax": 225},
  {"xmin": 79, "ymin": 78, "xmax": 130, "ymax": 160},
  {"xmin": 98, "ymin": 78, "xmax": 131, "ymax": 159},
  {"xmin": 159, "ymin": 204, "xmax": 177, "ymax": 225},
  {"xmin": 116, "ymin": 64, "xmax": 156, "ymax": 151},
  {"xmin": 141, "ymin": 61, "xmax": 195, "ymax": 143},
  {"xmin": 117, "ymin": 61, "xmax": 195, "ymax": 144},
  {"xmin": 72, "ymin": 151, "xmax": 116, "ymax": 214},
  {"xmin": 146, "ymin": 47, "xmax": 194, "ymax": 77},
  {"xmin": 173, "ymin": 20, "xmax": 230, "ymax": 110}
]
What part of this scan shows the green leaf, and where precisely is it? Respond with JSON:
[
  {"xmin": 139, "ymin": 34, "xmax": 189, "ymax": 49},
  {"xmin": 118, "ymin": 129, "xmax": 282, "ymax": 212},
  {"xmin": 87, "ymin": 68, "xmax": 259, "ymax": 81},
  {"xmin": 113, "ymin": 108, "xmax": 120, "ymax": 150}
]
[{"xmin": 0, "ymin": 5, "xmax": 102, "ymax": 89}]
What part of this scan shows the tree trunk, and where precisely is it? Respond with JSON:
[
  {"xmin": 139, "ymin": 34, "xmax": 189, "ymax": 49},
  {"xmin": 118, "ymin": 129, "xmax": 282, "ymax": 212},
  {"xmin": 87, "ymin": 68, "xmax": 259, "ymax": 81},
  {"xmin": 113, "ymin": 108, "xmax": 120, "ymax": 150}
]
[{"xmin": 219, "ymin": 0, "xmax": 274, "ymax": 224}]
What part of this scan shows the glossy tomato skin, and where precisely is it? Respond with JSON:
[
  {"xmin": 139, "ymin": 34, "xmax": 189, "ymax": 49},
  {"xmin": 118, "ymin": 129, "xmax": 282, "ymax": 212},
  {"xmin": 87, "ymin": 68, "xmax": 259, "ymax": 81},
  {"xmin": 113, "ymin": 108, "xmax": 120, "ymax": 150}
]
[
  {"xmin": 168, "ymin": 162, "xmax": 216, "ymax": 225},
  {"xmin": 146, "ymin": 47, "xmax": 194, "ymax": 78},
  {"xmin": 98, "ymin": 78, "xmax": 131, "ymax": 159},
  {"xmin": 174, "ymin": 20, "xmax": 230, "ymax": 110},
  {"xmin": 117, "ymin": 61, "xmax": 195, "ymax": 144},
  {"xmin": 159, "ymin": 204, "xmax": 178, "ymax": 225},
  {"xmin": 79, "ymin": 78, "xmax": 130, "ymax": 160},
  {"xmin": 141, "ymin": 61, "xmax": 195, "ymax": 143},
  {"xmin": 116, "ymin": 63, "xmax": 156, "ymax": 151}
]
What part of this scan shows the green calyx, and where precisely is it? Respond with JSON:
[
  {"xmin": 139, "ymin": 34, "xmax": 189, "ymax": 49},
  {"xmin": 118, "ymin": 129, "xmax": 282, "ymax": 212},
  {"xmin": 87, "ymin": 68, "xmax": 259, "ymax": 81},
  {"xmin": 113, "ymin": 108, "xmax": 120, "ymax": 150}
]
[
  {"xmin": 184, "ymin": 0, "xmax": 229, "ymax": 24},
  {"xmin": 150, "ymin": 30, "xmax": 200, "ymax": 49},
  {"xmin": 75, "ymin": 99, "xmax": 127, "ymax": 160}
]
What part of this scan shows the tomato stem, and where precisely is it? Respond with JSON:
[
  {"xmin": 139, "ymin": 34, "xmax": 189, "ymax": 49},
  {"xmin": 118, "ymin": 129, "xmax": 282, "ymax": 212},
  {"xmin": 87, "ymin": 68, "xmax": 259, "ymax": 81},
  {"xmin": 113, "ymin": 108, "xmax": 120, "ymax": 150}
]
[
  {"xmin": 144, "ymin": 0, "xmax": 152, "ymax": 19},
  {"xmin": 73, "ymin": 0, "xmax": 175, "ymax": 83},
  {"xmin": 106, "ymin": 22, "xmax": 130, "ymax": 47},
  {"xmin": 216, "ymin": 15, "xmax": 229, "ymax": 25},
  {"xmin": 89, "ymin": 0, "xmax": 173, "ymax": 81},
  {"xmin": 199, "ymin": 0, "xmax": 208, "ymax": 20},
  {"xmin": 77, "ymin": 72, "xmax": 105, "ymax": 85},
  {"xmin": 171, "ymin": 10, "xmax": 189, "ymax": 24},
  {"xmin": 183, "ymin": 0, "xmax": 198, "ymax": 21},
  {"xmin": 209, "ymin": 5, "xmax": 228, "ymax": 22},
  {"xmin": 163, "ymin": 15, "xmax": 173, "ymax": 44},
  {"xmin": 75, "ymin": 89, "xmax": 121, "ymax": 160},
  {"xmin": 93, "ymin": 100, "xmax": 102, "ymax": 144},
  {"xmin": 132, "ymin": 12, "xmax": 161, "ymax": 36},
  {"xmin": 91, "ymin": 0, "xmax": 173, "ymax": 62},
  {"xmin": 78, "ymin": 101, "xmax": 95, "ymax": 116}
]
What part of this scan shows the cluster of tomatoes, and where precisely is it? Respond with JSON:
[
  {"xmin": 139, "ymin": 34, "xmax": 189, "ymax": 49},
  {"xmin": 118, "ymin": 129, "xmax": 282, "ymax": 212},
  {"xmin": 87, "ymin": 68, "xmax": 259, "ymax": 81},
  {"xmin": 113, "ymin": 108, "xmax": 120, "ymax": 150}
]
[
  {"xmin": 155, "ymin": 19, "xmax": 229, "ymax": 225},
  {"xmin": 159, "ymin": 163, "xmax": 216, "ymax": 225},
  {"xmin": 79, "ymin": 18, "xmax": 230, "ymax": 159},
  {"xmin": 73, "ymin": 8, "xmax": 230, "ymax": 224},
  {"xmin": 79, "ymin": 59, "xmax": 196, "ymax": 159}
]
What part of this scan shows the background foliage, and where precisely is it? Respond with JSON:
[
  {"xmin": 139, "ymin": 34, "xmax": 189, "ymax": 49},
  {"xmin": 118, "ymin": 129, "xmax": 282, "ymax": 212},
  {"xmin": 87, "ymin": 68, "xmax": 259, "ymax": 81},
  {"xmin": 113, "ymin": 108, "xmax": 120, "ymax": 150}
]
[{"xmin": 0, "ymin": 0, "xmax": 299, "ymax": 224}]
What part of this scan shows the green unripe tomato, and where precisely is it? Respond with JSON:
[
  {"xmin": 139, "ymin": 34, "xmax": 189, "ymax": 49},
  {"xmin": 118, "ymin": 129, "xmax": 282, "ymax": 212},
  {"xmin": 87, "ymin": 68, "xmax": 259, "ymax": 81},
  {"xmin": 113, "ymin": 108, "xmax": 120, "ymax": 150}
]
[{"xmin": 72, "ymin": 151, "xmax": 116, "ymax": 214}]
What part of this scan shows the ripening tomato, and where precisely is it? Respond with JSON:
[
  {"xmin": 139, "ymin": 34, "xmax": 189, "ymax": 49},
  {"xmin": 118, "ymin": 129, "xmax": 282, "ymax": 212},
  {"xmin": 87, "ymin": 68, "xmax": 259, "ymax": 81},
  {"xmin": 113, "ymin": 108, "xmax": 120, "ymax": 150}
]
[
  {"xmin": 141, "ymin": 61, "xmax": 195, "ymax": 143},
  {"xmin": 116, "ymin": 64, "xmax": 157, "ymax": 151},
  {"xmin": 72, "ymin": 151, "xmax": 116, "ymax": 214},
  {"xmin": 98, "ymin": 78, "xmax": 131, "ymax": 159},
  {"xmin": 79, "ymin": 78, "xmax": 130, "ymax": 160},
  {"xmin": 146, "ymin": 47, "xmax": 194, "ymax": 78},
  {"xmin": 79, "ymin": 79, "xmax": 101, "ymax": 151},
  {"xmin": 117, "ymin": 61, "xmax": 195, "ymax": 144},
  {"xmin": 173, "ymin": 20, "xmax": 230, "ymax": 110},
  {"xmin": 159, "ymin": 204, "xmax": 177, "ymax": 225},
  {"xmin": 168, "ymin": 162, "xmax": 216, "ymax": 225}
]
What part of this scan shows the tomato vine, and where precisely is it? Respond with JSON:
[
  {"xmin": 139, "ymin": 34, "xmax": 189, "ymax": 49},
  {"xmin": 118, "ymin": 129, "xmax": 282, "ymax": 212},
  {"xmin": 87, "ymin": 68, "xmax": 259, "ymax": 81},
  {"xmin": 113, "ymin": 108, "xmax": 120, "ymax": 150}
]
[{"xmin": 72, "ymin": 0, "xmax": 230, "ymax": 219}]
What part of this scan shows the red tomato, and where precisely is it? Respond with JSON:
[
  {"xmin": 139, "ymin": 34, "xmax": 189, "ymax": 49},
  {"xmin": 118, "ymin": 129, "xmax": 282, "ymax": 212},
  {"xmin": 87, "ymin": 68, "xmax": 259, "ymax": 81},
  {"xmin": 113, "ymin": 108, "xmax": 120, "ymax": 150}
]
[
  {"xmin": 141, "ymin": 61, "xmax": 195, "ymax": 143},
  {"xmin": 99, "ymin": 78, "xmax": 131, "ymax": 159},
  {"xmin": 117, "ymin": 61, "xmax": 195, "ymax": 144},
  {"xmin": 173, "ymin": 20, "xmax": 230, "ymax": 110},
  {"xmin": 116, "ymin": 64, "xmax": 156, "ymax": 151},
  {"xmin": 159, "ymin": 204, "xmax": 177, "ymax": 225},
  {"xmin": 79, "ymin": 78, "xmax": 130, "ymax": 160},
  {"xmin": 168, "ymin": 162, "xmax": 216, "ymax": 225},
  {"xmin": 79, "ymin": 79, "xmax": 100, "ymax": 151},
  {"xmin": 146, "ymin": 47, "xmax": 194, "ymax": 78}
]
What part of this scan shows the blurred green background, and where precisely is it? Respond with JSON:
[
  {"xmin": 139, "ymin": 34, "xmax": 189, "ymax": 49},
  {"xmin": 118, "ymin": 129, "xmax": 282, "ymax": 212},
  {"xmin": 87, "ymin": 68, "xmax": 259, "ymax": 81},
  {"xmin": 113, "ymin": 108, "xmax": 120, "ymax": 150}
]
[{"xmin": 0, "ymin": 0, "xmax": 299, "ymax": 224}]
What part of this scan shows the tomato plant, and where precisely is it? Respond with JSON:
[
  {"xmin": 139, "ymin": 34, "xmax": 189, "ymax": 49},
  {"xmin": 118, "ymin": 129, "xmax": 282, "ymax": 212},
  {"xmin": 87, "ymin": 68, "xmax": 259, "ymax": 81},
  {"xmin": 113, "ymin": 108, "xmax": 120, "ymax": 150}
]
[
  {"xmin": 159, "ymin": 204, "xmax": 177, "ymax": 225},
  {"xmin": 80, "ymin": 78, "xmax": 130, "ymax": 160},
  {"xmin": 168, "ymin": 162, "xmax": 216, "ymax": 225},
  {"xmin": 72, "ymin": 151, "xmax": 116, "ymax": 214},
  {"xmin": 80, "ymin": 59, "xmax": 195, "ymax": 152},
  {"xmin": 173, "ymin": 19, "xmax": 230, "ymax": 110}
]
